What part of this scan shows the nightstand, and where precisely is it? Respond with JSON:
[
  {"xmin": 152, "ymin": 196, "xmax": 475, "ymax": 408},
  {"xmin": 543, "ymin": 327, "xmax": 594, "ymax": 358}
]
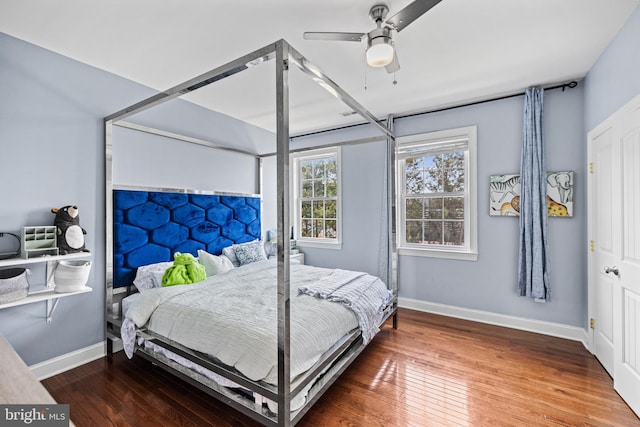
[{"xmin": 290, "ymin": 252, "xmax": 305, "ymax": 265}]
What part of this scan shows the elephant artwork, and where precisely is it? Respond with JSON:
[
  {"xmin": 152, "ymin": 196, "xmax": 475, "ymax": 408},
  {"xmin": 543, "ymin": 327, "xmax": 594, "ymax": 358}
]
[
  {"xmin": 546, "ymin": 171, "xmax": 574, "ymax": 216},
  {"xmin": 489, "ymin": 171, "xmax": 573, "ymax": 217},
  {"xmin": 547, "ymin": 171, "xmax": 573, "ymax": 204}
]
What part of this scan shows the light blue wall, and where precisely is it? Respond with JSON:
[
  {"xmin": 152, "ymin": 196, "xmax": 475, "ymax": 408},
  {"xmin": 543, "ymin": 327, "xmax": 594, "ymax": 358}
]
[
  {"xmin": 1, "ymin": 32, "xmax": 144, "ymax": 366},
  {"xmin": 584, "ymin": 6, "xmax": 640, "ymax": 131},
  {"xmin": 0, "ymin": 32, "xmax": 271, "ymax": 365},
  {"xmin": 395, "ymin": 88, "xmax": 586, "ymax": 327},
  {"xmin": 111, "ymin": 126, "xmax": 259, "ymax": 192},
  {"xmin": 294, "ymin": 88, "xmax": 586, "ymax": 327}
]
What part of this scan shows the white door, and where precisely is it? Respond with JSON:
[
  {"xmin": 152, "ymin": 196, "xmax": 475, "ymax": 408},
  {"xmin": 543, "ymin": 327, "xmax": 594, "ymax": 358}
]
[
  {"xmin": 589, "ymin": 93, "xmax": 640, "ymax": 417},
  {"xmin": 588, "ymin": 123, "xmax": 616, "ymax": 376},
  {"xmin": 612, "ymin": 97, "xmax": 640, "ymax": 417}
]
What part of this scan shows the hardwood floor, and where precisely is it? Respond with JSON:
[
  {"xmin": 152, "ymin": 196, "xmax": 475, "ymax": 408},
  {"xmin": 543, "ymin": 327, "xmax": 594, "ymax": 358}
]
[{"xmin": 42, "ymin": 308, "xmax": 639, "ymax": 426}]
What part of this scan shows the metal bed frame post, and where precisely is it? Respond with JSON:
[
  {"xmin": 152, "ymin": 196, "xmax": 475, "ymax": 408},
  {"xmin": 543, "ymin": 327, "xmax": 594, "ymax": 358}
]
[
  {"xmin": 275, "ymin": 39, "xmax": 292, "ymax": 426},
  {"xmin": 104, "ymin": 118, "xmax": 117, "ymax": 353},
  {"xmin": 386, "ymin": 114, "xmax": 399, "ymax": 329}
]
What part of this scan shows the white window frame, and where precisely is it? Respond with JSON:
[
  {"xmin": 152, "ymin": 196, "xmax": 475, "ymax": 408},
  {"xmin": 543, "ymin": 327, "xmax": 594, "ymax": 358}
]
[
  {"xmin": 396, "ymin": 126, "xmax": 477, "ymax": 261},
  {"xmin": 291, "ymin": 146, "xmax": 342, "ymax": 250}
]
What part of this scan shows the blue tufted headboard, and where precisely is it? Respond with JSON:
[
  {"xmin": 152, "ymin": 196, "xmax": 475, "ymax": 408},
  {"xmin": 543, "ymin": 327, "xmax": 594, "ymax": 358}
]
[{"xmin": 113, "ymin": 188, "xmax": 261, "ymax": 288}]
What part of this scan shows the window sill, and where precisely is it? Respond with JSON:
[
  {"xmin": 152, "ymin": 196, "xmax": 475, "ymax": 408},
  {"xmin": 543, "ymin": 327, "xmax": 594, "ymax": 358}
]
[
  {"xmin": 398, "ymin": 246, "xmax": 478, "ymax": 261},
  {"xmin": 296, "ymin": 240, "xmax": 342, "ymax": 251}
]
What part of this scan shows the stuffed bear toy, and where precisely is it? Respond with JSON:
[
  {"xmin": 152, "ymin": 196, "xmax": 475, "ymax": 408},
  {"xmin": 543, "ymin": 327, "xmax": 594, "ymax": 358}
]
[{"xmin": 51, "ymin": 205, "xmax": 90, "ymax": 255}]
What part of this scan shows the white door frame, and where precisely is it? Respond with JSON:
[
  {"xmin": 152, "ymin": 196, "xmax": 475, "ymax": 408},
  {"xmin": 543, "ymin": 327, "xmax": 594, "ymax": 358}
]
[
  {"xmin": 587, "ymin": 92, "xmax": 640, "ymax": 417},
  {"xmin": 587, "ymin": 119, "xmax": 616, "ymax": 375}
]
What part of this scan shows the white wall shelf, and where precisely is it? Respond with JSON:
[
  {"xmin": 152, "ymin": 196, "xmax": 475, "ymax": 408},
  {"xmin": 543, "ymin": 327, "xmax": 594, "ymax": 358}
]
[
  {"xmin": 0, "ymin": 252, "xmax": 89, "ymax": 268},
  {"xmin": 0, "ymin": 253, "xmax": 92, "ymax": 322}
]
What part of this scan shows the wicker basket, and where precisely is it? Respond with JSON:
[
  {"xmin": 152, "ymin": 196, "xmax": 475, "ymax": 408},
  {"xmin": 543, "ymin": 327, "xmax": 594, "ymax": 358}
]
[
  {"xmin": 0, "ymin": 268, "xmax": 29, "ymax": 304},
  {"xmin": 54, "ymin": 260, "xmax": 91, "ymax": 293}
]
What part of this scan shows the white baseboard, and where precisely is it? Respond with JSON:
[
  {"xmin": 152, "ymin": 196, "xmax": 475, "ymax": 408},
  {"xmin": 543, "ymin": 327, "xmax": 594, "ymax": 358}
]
[
  {"xmin": 29, "ymin": 342, "xmax": 107, "ymax": 381},
  {"xmin": 398, "ymin": 297, "xmax": 589, "ymax": 348}
]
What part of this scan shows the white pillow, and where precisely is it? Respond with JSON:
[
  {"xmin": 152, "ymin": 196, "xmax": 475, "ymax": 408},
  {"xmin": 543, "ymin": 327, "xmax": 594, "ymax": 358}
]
[
  {"xmin": 221, "ymin": 245, "xmax": 240, "ymax": 267},
  {"xmin": 133, "ymin": 261, "xmax": 173, "ymax": 291},
  {"xmin": 198, "ymin": 250, "xmax": 235, "ymax": 276}
]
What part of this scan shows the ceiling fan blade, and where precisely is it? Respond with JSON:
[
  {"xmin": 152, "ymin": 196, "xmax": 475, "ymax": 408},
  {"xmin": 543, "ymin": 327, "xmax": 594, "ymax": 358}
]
[
  {"xmin": 385, "ymin": 50, "xmax": 400, "ymax": 73},
  {"xmin": 303, "ymin": 32, "xmax": 365, "ymax": 42},
  {"xmin": 386, "ymin": 0, "xmax": 442, "ymax": 33}
]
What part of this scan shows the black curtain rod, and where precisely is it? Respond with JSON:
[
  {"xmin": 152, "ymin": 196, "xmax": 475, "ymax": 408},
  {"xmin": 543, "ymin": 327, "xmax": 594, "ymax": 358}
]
[
  {"xmin": 291, "ymin": 80, "xmax": 579, "ymax": 140},
  {"xmin": 398, "ymin": 80, "xmax": 579, "ymax": 121}
]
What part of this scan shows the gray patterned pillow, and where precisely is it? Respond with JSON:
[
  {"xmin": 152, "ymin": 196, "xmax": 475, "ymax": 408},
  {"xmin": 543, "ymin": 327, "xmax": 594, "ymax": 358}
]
[{"xmin": 233, "ymin": 240, "xmax": 266, "ymax": 266}]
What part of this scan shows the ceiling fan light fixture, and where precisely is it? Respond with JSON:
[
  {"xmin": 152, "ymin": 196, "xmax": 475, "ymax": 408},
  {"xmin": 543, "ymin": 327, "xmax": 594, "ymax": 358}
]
[
  {"xmin": 366, "ymin": 41, "xmax": 394, "ymax": 67},
  {"xmin": 366, "ymin": 27, "xmax": 394, "ymax": 67}
]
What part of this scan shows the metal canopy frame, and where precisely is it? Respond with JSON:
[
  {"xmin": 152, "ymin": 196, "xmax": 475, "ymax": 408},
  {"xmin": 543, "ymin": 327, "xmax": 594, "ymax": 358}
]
[{"xmin": 104, "ymin": 39, "xmax": 396, "ymax": 426}]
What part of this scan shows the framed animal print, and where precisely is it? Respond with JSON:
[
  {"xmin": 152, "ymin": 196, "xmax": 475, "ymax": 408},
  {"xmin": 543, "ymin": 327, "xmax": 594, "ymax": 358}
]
[{"xmin": 489, "ymin": 171, "xmax": 573, "ymax": 217}]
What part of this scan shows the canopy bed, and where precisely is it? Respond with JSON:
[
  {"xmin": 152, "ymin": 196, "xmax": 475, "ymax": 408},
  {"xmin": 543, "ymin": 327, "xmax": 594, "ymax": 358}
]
[{"xmin": 104, "ymin": 39, "xmax": 398, "ymax": 426}]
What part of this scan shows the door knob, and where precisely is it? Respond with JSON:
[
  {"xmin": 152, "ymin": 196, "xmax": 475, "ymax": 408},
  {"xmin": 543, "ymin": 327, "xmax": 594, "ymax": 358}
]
[{"xmin": 604, "ymin": 266, "xmax": 619, "ymax": 276}]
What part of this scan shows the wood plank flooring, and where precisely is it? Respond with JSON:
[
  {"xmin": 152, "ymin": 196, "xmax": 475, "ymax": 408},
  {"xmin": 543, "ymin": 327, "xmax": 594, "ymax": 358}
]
[{"xmin": 42, "ymin": 308, "xmax": 640, "ymax": 426}]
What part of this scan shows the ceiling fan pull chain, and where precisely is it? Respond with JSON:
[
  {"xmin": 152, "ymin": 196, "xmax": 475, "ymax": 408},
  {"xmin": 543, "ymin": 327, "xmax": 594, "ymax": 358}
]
[{"xmin": 364, "ymin": 60, "xmax": 368, "ymax": 91}]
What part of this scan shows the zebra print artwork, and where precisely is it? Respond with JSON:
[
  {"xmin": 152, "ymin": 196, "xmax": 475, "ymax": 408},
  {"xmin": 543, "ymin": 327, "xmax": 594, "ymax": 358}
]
[
  {"xmin": 490, "ymin": 174, "xmax": 521, "ymax": 203},
  {"xmin": 489, "ymin": 172, "xmax": 573, "ymax": 217},
  {"xmin": 490, "ymin": 174, "xmax": 521, "ymax": 215}
]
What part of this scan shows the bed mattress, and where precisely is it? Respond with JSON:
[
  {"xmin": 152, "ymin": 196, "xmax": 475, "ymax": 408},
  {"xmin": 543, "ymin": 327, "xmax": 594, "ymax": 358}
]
[{"xmin": 122, "ymin": 259, "xmax": 391, "ymax": 388}]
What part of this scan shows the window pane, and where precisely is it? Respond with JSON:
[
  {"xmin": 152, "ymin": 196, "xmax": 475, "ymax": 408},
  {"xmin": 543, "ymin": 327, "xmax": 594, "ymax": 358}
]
[
  {"xmin": 444, "ymin": 197, "xmax": 464, "ymax": 219},
  {"xmin": 405, "ymin": 158, "xmax": 424, "ymax": 193},
  {"xmin": 325, "ymin": 200, "xmax": 336, "ymax": 218},
  {"xmin": 325, "ymin": 220, "xmax": 337, "ymax": 238},
  {"xmin": 406, "ymin": 221, "xmax": 423, "ymax": 243},
  {"xmin": 444, "ymin": 167, "xmax": 465, "ymax": 192},
  {"xmin": 312, "ymin": 201, "xmax": 324, "ymax": 219},
  {"xmin": 405, "ymin": 198, "xmax": 423, "ymax": 220},
  {"xmin": 424, "ymin": 168, "xmax": 440, "ymax": 192},
  {"xmin": 302, "ymin": 180, "xmax": 313, "ymax": 198},
  {"xmin": 326, "ymin": 179, "xmax": 337, "ymax": 197},
  {"xmin": 301, "ymin": 219, "xmax": 312, "ymax": 237},
  {"xmin": 313, "ymin": 179, "xmax": 325, "ymax": 197},
  {"xmin": 444, "ymin": 221, "xmax": 464, "ymax": 246},
  {"xmin": 424, "ymin": 198, "xmax": 443, "ymax": 219},
  {"xmin": 442, "ymin": 152, "xmax": 465, "ymax": 192},
  {"xmin": 301, "ymin": 161, "xmax": 313, "ymax": 179},
  {"xmin": 313, "ymin": 220, "xmax": 324, "ymax": 238},
  {"xmin": 326, "ymin": 159, "xmax": 337, "ymax": 180},
  {"xmin": 301, "ymin": 201, "xmax": 312, "ymax": 219},
  {"xmin": 424, "ymin": 221, "xmax": 442, "ymax": 245},
  {"xmin": 313, "ymin": 160, "xmax": 325, "ymax": 178}
]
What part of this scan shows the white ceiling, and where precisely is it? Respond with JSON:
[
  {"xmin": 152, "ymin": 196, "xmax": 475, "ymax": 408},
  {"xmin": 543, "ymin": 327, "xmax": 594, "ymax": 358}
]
[{"xmin": 1, "ymin": 0, "xmax": 638, "ymax": 135}]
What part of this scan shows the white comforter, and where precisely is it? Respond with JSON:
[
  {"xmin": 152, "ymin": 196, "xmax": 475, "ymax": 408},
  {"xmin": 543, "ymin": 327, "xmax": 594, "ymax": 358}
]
[{"xmin": 122, "ymin": 259, "xmax": 390, "ymax": 386}]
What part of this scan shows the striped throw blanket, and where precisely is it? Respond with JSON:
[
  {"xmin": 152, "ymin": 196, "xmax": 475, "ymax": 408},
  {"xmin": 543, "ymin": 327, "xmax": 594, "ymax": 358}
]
[{"xmin": 298, "ymin": 269, "xmax": 391, "ymax": 344}]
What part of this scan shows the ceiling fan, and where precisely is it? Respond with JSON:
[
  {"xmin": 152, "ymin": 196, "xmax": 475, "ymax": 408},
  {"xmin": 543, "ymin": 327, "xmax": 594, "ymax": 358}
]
[{"xmin": 303, "ymin": 0, "xmax": 442, "ymax": 73}]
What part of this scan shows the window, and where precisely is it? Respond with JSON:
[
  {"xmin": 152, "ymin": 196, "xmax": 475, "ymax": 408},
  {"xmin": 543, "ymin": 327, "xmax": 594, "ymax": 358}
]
[
  {"xmin": 291, "ymin": 147, "xmax": 341, "ymax": 249},
  {"xmin": 397, "ymin": 126, "xmax": 477, "ymax": 260}
]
